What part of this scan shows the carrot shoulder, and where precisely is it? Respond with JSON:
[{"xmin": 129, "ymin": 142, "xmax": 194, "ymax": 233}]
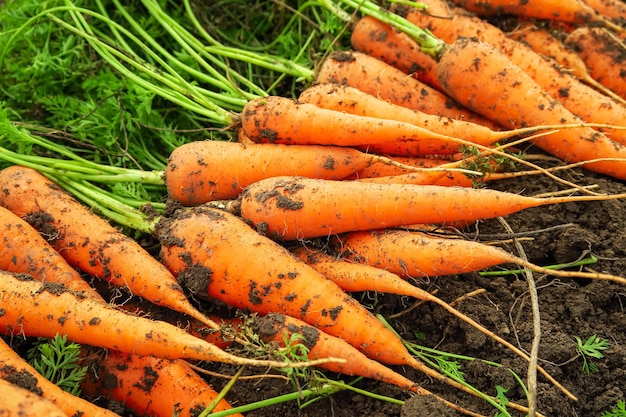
[
  {"xmin": 0, "ymin": 165, "xmax": 218, "ymax": 329},
  {"xmin": 435, "ymin": 37, "xmax": 626, "ymax": 180}
]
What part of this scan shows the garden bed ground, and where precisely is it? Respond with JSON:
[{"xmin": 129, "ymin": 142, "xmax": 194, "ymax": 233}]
[{"xmin": 93, "ymin": 148, "xmax": 626, "ymax": 417}]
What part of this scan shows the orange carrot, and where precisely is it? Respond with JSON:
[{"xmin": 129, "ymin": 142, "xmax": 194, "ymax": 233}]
[
  {"xmin": 447, "ymin": 0, "xmax": 620, "ymax": 29},
  {"xmin": 434, "ymin": 36, "xmax": 626, "ymax": 180},
  {"xmin": 165, "ymin": 139, "xmax": 441, "ymax": 205},
  {"xmin": 0, "ymin": 206, "xmax": 99, "ymax": 297},
  {"xmin": 233, "ymin": 176, "xmax": 626, "ymax": 242},
  {"xmin": 401, "ymin": 0, "xmax": 626, "ymax": 145},
  {"xmin": 565, "ymin": 26, "xmax": 626, "ymax": 99},
  {"xmin": 0, "ymin": 337, "xmax": 120, "ymax": 417},
  {"xmin": 0, "ymin": 165, "xmax": 219, "ymax": 330},
  {"xmin": 507, "ymin": 23, "xmax": 626, "ymax": 104},
  {"xmin": 316, "ymin": 50, "xmax": 498, "ymax": 127},
  {"xmin": 348, "ymin": 154, "xmax": 461, "ymax": 179},
  {"xmin": 0, "ymin": 377, "xmax": 68, "ymax": 417},
  {"xmin": 0, "ymin": 270, "xmax": 319, "ymax": 369},
  {"xmin": 241, "ymin": 96, "xmax": 486, "ymax": 155},
  {"xmin": 582, "ymin": 0, "xmax": 626, "ymax": 20},
  {"xmin": 157, "ymin": 206, "xmax": 530, "ymax": 412},
  {"xmin": 80, "ymin": 349, "xmax": 243, "ymax": 417}
]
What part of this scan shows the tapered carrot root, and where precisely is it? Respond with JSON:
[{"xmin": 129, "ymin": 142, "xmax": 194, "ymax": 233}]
[
  {"xmin": 0, "ymin": 271, "xmax": 327, "ymax": 369},
  {"xmin": 0, "ymin": 378, "xmax": 68, "ymax": 417},
  {"xmin": 0, "ymin": 165, "xmax": 219, "ymax": 330},
  {"xmin": 0, "ymin": 206, "xmax": 98, "ymax": 297},
  {"xmin": 241, "ymin": 96, "xmax": 476, "ymax": 155},
  {"xmin": 402, "ymin": 0, "xmax": 626, "ymax": 145},
  {"xmin": 565, "ymin": 26, "xmax": 626, "ymax": 100},
  {"xmin": 165, "ymin": 140, "xmax": 437, "ymax": 205},
  {"xmin": 81, "ymin": 350, "xmax": 243, "ymax": 417},
  {"xmin": 315, "ymin": 50, "xmax": 498, "ymax": 128},
  {"xmin": 435, "ymin": 37, "xmax": 626, "ymax": 180},
  {"xmin": 0, "ymin": 338, "xmax": 120, "ymax": 417},
  {"xmin": 234, "ymin": 176, "xmax": 626, "ymax": 247}
]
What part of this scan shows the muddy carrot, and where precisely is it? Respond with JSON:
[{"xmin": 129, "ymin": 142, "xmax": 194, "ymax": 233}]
[
  {"xmin": 0, "ymin": 165, "xmax": 219, "ymax": 330},
  {"xmin": 582, "ymin": 0, "xmax": 626, "ymax": 20},
  {"xmin": 0, "ymin": 337, "xmax": 120, "ymax": 417},
  {"xmin": 0, "ymin": 377, "xmax": 68, "ymax": 417},
  {"xmin": 315, "ymin": 50, "xmax": 497, "ymax": 127},
  {"xmin": 80, "ymin": 349, "xmax": 243, "ymax": 417}
]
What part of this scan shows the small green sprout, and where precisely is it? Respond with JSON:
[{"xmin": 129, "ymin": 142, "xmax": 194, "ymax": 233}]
[
  {"xmin": 575, "ymin": 334, "xmax": 610, "ymax": 375},
  {"xmin": 602, "ymin": 400, "xmax": 626, "ymax": 417},
  {"xmin": 26, "ymin": 333, "xmax": 88, "ymax": 396}
]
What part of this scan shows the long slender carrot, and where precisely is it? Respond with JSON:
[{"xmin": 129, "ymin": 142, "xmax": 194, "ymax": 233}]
[
  {"xmin": 157, "ymin": 206, "xmax": 536, "ymax": 410},
  {"xmin": 507, "ymin": 23, "xmax": 626, "ymax": 105},
  {"xmin": 434, "ymin": 36, "xmax": 626, "ymax": 180},
  {"xmin": 0, "ymin": 377, "xmax": 68, "ymax": 417},
  {"xmin": 401, "ymin": 1, "xmax": 626, "ymax": 145},
  {"xmin": 315, "ymin": 50, "xmax": 498, "ymax": 128},
  {"xmin": 234, "ymin": 176, "xmax": 626, "ymax": 244},
  {"xmin": 447, "ymin": 0, "xmax": 622, "ymax": 30},
  {"xmin": 0, "ymin": 337, "xmax": 120, "ymax": 417},
  {"xmin": 80, "ymin": 349, "xmax": 243, "ymax": 417},
  {"xmin": 289, "ymin": 244, "xmax": 575, "ymax": 395},
  {"xmin": 240, "ymin": 96, "xmax": 488, "ymax": 155},
  {"xmin": 565, "ymin": 26, "xmax": 626, "ymax": 100},
  {"xmin": 0, "ymin": 165, "xmax": 219, "ymax": 330},
  {"xmin": 165, "ymin": 139, "xmax": 440, "ymax": 205},
  {"xmin": 0, "ymin": 270, "xmax": 328, "ymax": 369},
  {"xmin": 0, "ymin": 206, "xmax": 99, "ymax": 297}
]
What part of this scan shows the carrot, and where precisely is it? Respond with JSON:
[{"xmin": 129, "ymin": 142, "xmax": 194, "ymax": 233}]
[
  {"xmin": 234, "ymin": 175, "xmax": 626, "ymax": 244},
  {"xmin": 165, "ymin": 139, "xmax": 442, "ymax": 206},
  {"xmin": 0, "ymin": 165, "xmax": 220, "ymax": 330},
  {"xmin": 289, "ymin": 244, "xmax": 575, "ymax": 395},
  {"xmin": 507, "ymin": 23, "xmax": 626, "ymax": 105},
  {"xmin": 0, "ymin": 206, "xmax": 99, "ymax": 297},
  {"xmin": 348, "ymin": 154, "xmax": 462, "ymax": 179},
  {"xmin": 0, "ymin": 270, "xmax": 328, "ymax": 369},
  {"xmin": 0, "ymin": 337, "xmax": 120, "ymax": 417},
  {"xmin": 241, "ymin": 96, "xmax": 493, "ymax": 155},
  {"xmin": 401, "ymin": 1, "xmax": 626, "ymax": 145},
  {"xmin": 80, "ymin": 349, "xmax": 243, "ymax": 417},
  {"xmin": 447, "ymin": 0, "xmax": 622, "ymax": 30},
  {"xmin": 565, "ymin": 26, "xmax": 626, "ymax": 100},
  {"xmin": 315, "ymin": 50, "xmax": 498, "ymax": 128},
  {"xmin": 582, "ymin": 0, "xmax": 626, "ymax": 20},
  {"xmin": 434, "ymin": 36, "xmax": 626, "ymax": 180},
  {"xmin": 0, "ymin": 377, "xmax": 68, "ymax": 417}
]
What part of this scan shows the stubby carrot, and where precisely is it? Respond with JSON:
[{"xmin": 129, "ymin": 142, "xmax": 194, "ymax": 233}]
[
  {"xmin": 0, "ymin": 377, "xmax": 68, "ymax": 417},
  {"xmin": 240, "ymin": 96, "xmax": 480, "ymax": 155},
  {"xmin": 81, "ymin": 349, "xmax": 243, "ymax": 417},
  {"xmin": 401, "ymin": 0, "xmax": 626, "ymax": 145},
  {"xmin": 0, "ymin": 165, "xmax": 219, "ymax": 330},
  {"xmin": 0, "ymin": 206, "xmax": 98, "ymax": 297},
  {"xmin": 165, "ymin": 140, "xmax": 438, "ymax": 205},
  {"xmin": 0, "ymin": 338, "xmax": 120, "ymax": 417},
  {"xmin": 315, "ymin": 50, "xmax": 497, "ymax": 127},
  {"xmin": 234, "ymin": 176, "xmax": 626, "ymax": 244},
  {"xmin": 435, "ymin": 37, "xmax": 626, "ymax": 180},
  {"xmin": 0, "ymin": 270, "xmax": 323, "ymax": 369},
  {"xmin": 565, "ymin": 26, "xmax": 626, "ymax": 100}
]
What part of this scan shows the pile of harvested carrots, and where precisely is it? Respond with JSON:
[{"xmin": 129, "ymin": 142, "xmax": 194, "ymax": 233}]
[{"xmin": 2, "ymin": 0, "xmax": 626, "ymax": 416}]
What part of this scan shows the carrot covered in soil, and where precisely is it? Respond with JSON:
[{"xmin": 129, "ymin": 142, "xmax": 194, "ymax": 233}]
[
  {"xmin": 565, "ymin": 26, "xmax": 626, "ymax": 100},
  {"xmin": 165, "ymin": 140, "xmax": 440, "ymax": 206},
  {"xmin": 315, "ymin": 50, "xmax": 497, "ymax": 127},
  {"xmin": 434, "ymin": 37, "xmax": 626, "ymax": 180},
  {"xmin": 0, "ymin": 270, "xmax": 332, "ymax": 370},
  {"xmin": 0, "ymin": 338, "xmax": 120, "ymax": 417},
  {"xmin": 0, "ymin": 206, "xmax": 98, "ymax": 297},
  {"xmin": 0, "ymin": 377, "xmax": 68, "ymax": 417},
  {"xmin": 156, "ymin": 206, "xmax": 503, "ymax": 408},
  {"xmin": 582, "ymin": 0, "xmax": 626, "ymax": 20},
  {"xmin": 234, "ymin": 176, "xmax": 626, "ymax": 245},
  {"xmin": 240, "ymin": 96, "xmax": 491, "ymax": 155},
  {"xmin": 0, "ymin": 165, "xmax": 221, "ymax": 330},
  {"xmin": 80, "ymin": 349, "xmax": 243, "ymax": 417},
  {"xmin": 400, "ymin": 1, "xmax": 626, "ymax": 145}
]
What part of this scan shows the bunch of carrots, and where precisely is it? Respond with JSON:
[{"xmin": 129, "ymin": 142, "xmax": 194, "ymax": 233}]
[{"xmin": 2, "ymin": 0, "xmax": 626, "ymax": 416}]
